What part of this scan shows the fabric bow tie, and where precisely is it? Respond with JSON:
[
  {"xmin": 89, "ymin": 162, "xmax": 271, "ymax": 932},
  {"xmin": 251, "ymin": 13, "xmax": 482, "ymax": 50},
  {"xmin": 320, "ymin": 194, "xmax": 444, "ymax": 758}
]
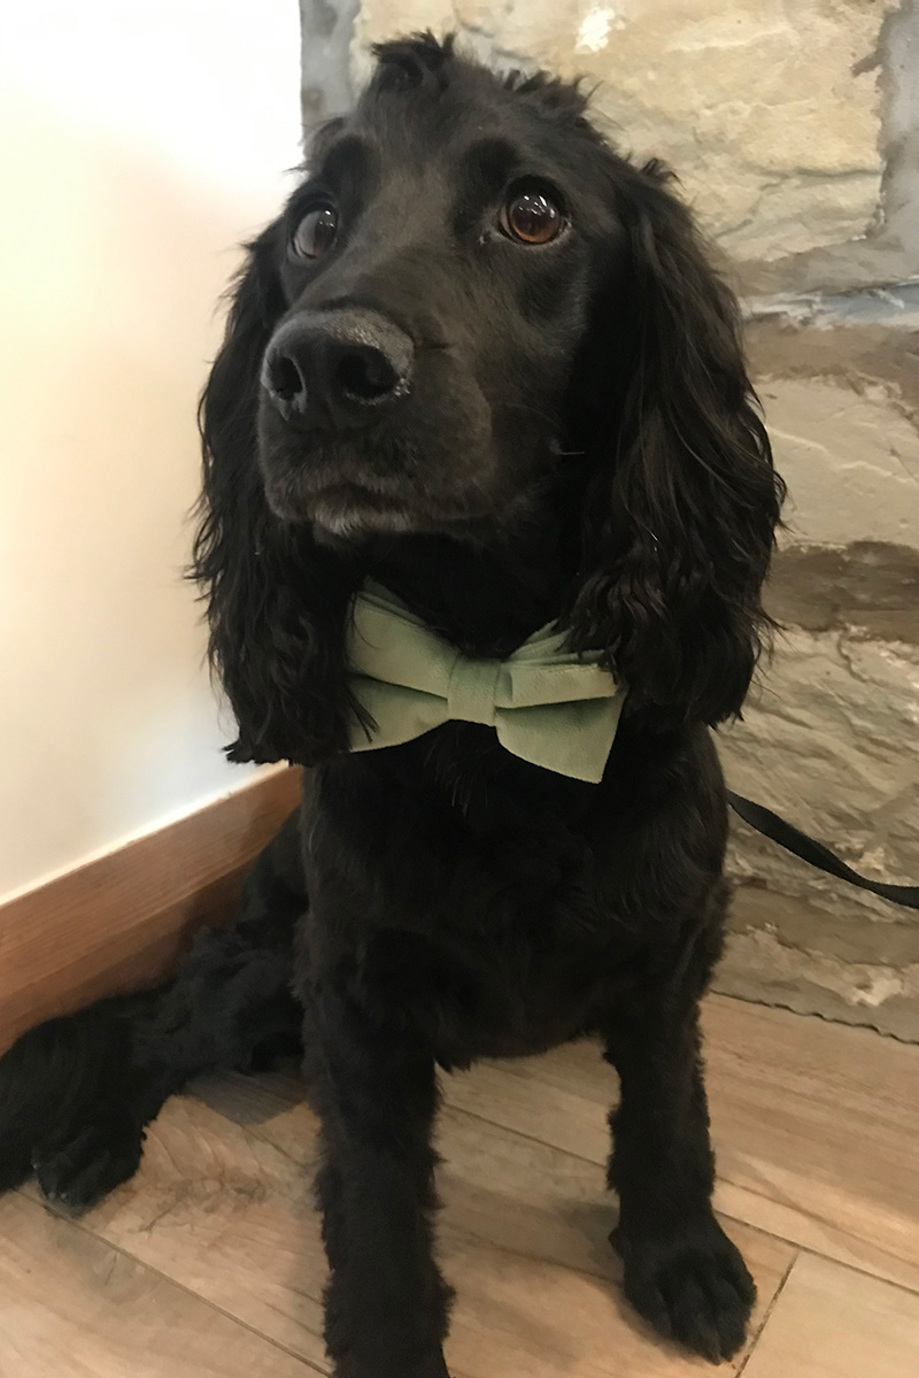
[{"xmin": 346, "ymin": 583, "xmax": 626, "ymax": 783}]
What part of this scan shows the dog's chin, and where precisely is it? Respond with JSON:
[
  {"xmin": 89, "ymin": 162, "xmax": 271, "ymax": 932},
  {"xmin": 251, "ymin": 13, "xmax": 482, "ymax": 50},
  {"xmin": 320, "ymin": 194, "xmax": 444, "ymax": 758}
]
[
  {"xmin": 309, "ymin": 488, "xmax": 419, "ymax": 540},
  {"xmin": 264, "ymin": 476, "xmax": 482, "ymax": 543}
]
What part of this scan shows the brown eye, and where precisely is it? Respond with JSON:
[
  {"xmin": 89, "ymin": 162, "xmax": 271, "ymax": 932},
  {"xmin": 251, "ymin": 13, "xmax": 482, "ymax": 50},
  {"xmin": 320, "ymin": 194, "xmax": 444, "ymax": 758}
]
[
  {"xmin": 291, "ymin": 205, "xmax": 338, "ymax": 260},
  {"xmin": 500, "ymin": 189, "xmax": 565, "ymax": 245}
]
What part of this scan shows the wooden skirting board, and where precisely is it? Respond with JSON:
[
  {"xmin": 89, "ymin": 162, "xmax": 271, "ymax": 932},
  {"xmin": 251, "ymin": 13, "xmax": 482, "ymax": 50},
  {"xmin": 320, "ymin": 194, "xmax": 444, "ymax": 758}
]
[{"xmin": 0, "ymin": 767, "xmax": 302, "ymax": 1056}]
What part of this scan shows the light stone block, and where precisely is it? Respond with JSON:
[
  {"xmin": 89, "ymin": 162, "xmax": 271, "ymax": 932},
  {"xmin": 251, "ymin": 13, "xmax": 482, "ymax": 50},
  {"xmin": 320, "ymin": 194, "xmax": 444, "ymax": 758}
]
[{"xmin": 760, "ymin": 377, "xmax": 919, "ymax": 548}]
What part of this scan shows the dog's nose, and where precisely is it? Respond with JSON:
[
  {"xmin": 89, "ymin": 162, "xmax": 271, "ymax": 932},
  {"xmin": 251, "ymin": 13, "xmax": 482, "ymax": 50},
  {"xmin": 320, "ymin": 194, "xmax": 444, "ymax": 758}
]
[{"xmin": 261, "ymin": 309, "xmax": 414, "ymax": 427}]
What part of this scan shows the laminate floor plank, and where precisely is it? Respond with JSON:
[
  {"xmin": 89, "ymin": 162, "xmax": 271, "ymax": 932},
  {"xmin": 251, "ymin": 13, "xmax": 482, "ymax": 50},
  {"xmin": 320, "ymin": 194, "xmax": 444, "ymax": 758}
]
[
  {"xmin": 6, "ymin": 994, "xmax": 915, "ymax": 1376},
  {"xmin": 21, "ymin": 1074, "xmax": 791, "ymax": 1376},
  {"xmin": 23, "ymin": 1095, "xmax": 331, "ymax": 1370},
  {"xmin": 442, "ymin": 996, "xmax": 919, "ymax": 1292},
  {"xmin": 704, "ymin": 997, "xmax": 919, "ymax": 1295},
  {"xmin": 740, "ymin": 1251, "xmax": 919, "ymax": 1378},
  {"xmin": 440, "ymin": 1225, "xmax": 793, "ymax": 1378},
  {"xmin": 0, "ymin": 1192, "xmax": 321, "ymax": 1378}
]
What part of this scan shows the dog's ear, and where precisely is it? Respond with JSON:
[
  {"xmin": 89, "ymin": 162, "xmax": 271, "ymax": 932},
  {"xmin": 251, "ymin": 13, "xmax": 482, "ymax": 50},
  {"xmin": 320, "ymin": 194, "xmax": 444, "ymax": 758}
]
[
  {"xmin": 191, "ymin": 226, "xmax": 356, "ymax": 764},
  {"xmin": 567, "ymin": 161, "xmax": 785, "ymax": 726}
]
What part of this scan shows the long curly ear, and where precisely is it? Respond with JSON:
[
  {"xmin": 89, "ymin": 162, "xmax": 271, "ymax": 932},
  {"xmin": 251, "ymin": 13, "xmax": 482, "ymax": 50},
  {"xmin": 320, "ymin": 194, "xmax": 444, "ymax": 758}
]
[
  {"xmin": 567, "ymin": 161, "xmax": 785, "ymax": 725},
  {"xmin": 190, "ymin": 226, "xmax": 356, "ymax": 764}
]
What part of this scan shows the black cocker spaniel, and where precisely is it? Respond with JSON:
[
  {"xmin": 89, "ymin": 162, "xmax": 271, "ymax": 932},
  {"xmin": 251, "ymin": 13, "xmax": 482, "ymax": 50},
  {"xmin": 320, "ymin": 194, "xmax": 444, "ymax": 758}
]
[{"xmin": 0, "ymin": 35, "xmax": 785, "ymax": 1377}]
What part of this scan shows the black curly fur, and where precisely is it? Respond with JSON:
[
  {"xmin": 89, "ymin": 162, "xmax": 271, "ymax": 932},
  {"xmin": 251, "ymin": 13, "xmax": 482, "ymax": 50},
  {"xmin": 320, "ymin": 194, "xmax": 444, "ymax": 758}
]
[{"xmin": 0, "ymin": 36, "xmax": 782, "ymax": 1377}]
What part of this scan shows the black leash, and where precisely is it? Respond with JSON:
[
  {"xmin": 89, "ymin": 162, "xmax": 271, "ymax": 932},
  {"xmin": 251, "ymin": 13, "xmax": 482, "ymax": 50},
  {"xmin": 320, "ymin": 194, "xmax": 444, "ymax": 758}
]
[{"xmin": 726, "ymin": 791, "xmax": 919, "ymax": 911}]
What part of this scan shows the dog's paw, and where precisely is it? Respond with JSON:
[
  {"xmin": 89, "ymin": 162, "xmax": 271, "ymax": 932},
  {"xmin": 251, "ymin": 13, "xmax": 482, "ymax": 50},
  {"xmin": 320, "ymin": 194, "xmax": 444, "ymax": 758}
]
[
  {"xmin": 32, "ymin": 1119, "xmax": 144, "ymax": 1213},
  {"xmin": 613, "ymin": 1215, "xmax": 756, "ymax": 1363}
]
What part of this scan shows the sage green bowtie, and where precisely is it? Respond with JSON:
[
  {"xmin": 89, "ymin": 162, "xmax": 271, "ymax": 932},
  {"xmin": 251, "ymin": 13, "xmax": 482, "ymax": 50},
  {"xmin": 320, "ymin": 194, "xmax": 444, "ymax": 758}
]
[{"xmin": 346, "ymin": 583, "xmax": 626, "ymax": 783}]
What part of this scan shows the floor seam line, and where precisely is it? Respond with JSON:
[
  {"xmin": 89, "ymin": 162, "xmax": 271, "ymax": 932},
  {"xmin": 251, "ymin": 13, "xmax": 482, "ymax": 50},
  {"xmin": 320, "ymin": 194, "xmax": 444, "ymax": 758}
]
[{"xmin": 736, "ymin": 1249, "xmax": 799, "ymax": 1376}]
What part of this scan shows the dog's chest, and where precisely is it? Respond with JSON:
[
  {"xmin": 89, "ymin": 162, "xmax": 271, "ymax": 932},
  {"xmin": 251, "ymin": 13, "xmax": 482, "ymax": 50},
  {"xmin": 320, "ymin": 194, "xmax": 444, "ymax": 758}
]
[
  {"xmin": 326, "ymin": 902, "xmax": 632, "ymax": 1066},
  {"xmin": 304, "ymin": 739, "xmax": 644, "ymax": 1061}
]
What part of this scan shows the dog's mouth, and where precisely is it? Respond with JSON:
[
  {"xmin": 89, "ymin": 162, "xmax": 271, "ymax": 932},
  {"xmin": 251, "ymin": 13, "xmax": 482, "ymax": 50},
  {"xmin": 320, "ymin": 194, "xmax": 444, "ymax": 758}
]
[
  {"xmin": 259, "ymin": 435, "xmax": 497, "ymax": 539},
  {"xmin": 299, "ymin": 481, "xmax": 417, "ymax": 537}
]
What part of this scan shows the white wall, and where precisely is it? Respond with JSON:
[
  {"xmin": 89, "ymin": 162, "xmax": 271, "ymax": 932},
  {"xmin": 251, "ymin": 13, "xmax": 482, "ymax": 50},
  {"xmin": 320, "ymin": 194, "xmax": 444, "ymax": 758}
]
[{"xmin": 0, "ymin": 2, "xmax": 303, "ymax": 902}]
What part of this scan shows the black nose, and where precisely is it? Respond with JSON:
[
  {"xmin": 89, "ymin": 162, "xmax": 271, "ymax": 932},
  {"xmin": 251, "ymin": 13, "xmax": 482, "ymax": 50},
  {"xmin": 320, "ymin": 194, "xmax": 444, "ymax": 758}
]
[{"xmin": 261, "ymin": 308, "xmax": 414, "ymax": 427}]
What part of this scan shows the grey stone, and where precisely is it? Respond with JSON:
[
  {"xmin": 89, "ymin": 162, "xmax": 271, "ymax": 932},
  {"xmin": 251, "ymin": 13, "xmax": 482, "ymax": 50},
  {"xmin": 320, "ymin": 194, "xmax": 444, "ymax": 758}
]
[
  {"xmin": 300, "ymin": 0, "xmax": 361, "ymax": 128},
  {"xmin": 714, "ymin": 921, "xmax": 919, "ymax": 1042},
  {"xmin": 718, "ymin": 541, "xmax": 919, "ymax": 1039},
  {"xmin": 766, "ymin": 542, "xmax": 919, "ymax": 645}
]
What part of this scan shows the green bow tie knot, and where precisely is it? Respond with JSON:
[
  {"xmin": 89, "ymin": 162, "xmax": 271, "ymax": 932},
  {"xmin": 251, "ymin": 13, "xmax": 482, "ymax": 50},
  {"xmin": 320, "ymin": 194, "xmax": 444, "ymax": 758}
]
[
  {"xmin": 346, "ymin": 584, "xmax": 626, "ymax": 783},
  {"xmin": 446, "ymin": 656, "xmax": 503, "ymax": 727}
]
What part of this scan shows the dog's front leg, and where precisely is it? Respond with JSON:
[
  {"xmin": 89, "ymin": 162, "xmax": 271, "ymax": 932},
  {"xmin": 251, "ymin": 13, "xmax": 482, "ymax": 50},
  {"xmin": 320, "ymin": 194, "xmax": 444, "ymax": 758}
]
[
  {"xmin": 308, "ymin": 978, "xmax": 452, "ymax": 1378},
  {"xmin": 600, "ymin": 958, "xmax": 755, "ymax": 1364}
]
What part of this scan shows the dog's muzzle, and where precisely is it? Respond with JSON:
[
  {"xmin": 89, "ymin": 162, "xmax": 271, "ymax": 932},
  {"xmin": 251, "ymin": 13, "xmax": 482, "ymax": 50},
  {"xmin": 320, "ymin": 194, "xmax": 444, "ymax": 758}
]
[{"xmin": 261, "ymin": 307, "xmax": 414, "ymax": 430}]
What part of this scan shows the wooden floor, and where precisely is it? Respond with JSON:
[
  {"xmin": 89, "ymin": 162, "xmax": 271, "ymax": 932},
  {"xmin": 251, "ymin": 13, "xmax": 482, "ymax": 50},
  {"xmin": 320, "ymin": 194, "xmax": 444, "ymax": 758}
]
[{"xmin": 0, "ymin": 994, "xmax": 917, "ymax": 1376}]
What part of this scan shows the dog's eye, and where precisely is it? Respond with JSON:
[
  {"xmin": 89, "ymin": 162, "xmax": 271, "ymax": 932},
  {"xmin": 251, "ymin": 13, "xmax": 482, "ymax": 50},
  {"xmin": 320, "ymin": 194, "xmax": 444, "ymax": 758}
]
[
  {"xmin": 500, "ymin": 189, "xmax": 565, "ymax": 245},
  {"xmin": 291, "ymin": 205, "xmax": 339, "ymax": 260}
]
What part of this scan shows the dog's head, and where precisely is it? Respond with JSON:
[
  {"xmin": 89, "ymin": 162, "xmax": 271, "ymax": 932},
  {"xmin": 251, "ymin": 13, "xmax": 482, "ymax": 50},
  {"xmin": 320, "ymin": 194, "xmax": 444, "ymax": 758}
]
[
  {"xmin": 256, "ymin": 35, "xmax": 624, "ymax": 539},
  {"xmin": 194, "ymin": 33, "xmax": 784, "ymax": 764}
]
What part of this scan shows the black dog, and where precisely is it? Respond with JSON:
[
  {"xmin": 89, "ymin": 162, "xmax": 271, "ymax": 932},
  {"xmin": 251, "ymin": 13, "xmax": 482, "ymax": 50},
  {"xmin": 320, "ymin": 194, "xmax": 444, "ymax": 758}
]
[{"xmin": 0, "ymin": 35, "xmax": 785, "ymax": 1377}]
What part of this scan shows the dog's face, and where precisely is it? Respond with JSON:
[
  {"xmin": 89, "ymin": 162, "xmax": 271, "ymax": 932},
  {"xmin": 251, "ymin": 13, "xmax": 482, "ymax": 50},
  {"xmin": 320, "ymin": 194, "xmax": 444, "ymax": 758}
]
[{"xmin": 257, "ymin": 54, "xmax": 623, "ymax": 539}]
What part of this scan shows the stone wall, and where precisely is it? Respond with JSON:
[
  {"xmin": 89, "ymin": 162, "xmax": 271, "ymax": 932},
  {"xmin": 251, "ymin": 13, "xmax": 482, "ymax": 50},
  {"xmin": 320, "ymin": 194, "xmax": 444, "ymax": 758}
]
[{"xmin": 299, "ymin": 1, "xmax": 919, "ymax": 1037}]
